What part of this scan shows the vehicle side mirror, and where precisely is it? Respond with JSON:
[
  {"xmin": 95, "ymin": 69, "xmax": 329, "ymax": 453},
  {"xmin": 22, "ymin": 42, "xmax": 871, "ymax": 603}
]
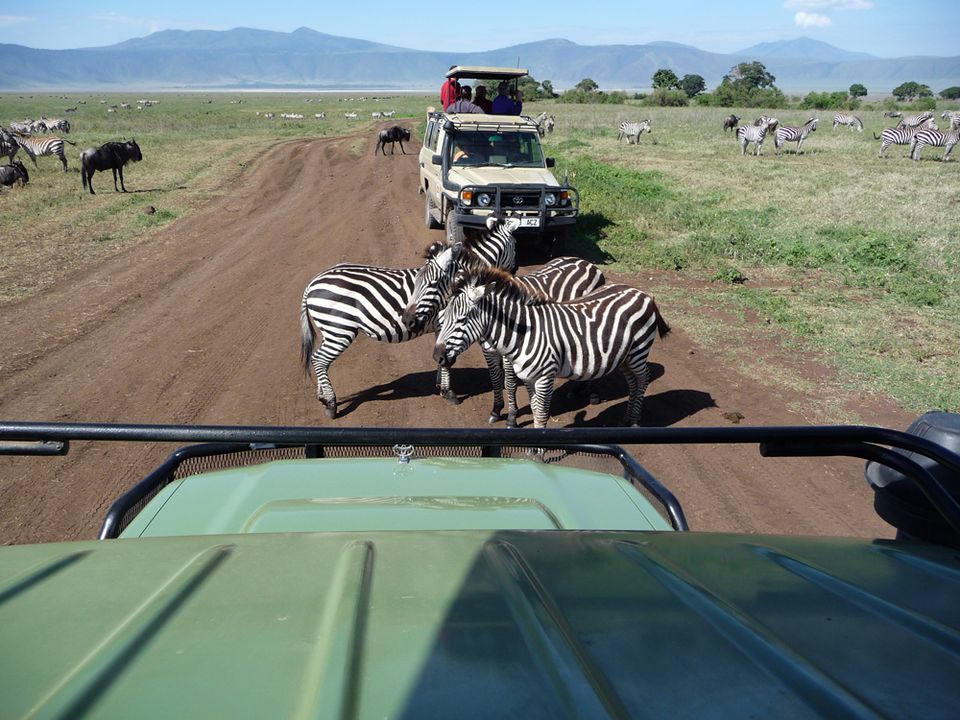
[
  {"xmin": 546, "ymin": 157, "xmax": 555, "ymax": 168},
  {"xmin": 431, "ymin": 154, "xmax": 442, "ymax": 165}
]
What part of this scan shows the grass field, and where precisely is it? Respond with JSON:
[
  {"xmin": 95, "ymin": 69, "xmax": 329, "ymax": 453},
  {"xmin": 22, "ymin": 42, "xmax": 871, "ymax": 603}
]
[{"xmin": 2, "ymin": 92, "xmax": 958, "ymax": 418}]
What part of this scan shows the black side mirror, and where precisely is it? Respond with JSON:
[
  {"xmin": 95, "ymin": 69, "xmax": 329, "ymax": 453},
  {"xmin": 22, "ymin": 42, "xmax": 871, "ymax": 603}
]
[
  {"xmin": 431, "ymin": 154, "xmax": 442, "ymax": 165},
  {"xmin": 546, "ymin": 157, "xmax": 555, "ymax": 168}
]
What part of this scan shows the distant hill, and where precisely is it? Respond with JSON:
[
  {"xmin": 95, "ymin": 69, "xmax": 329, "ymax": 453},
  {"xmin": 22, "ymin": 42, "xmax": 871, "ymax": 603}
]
[{"xmin": 1, "ymin": 29, "xmax": 957, "ymax": 93}]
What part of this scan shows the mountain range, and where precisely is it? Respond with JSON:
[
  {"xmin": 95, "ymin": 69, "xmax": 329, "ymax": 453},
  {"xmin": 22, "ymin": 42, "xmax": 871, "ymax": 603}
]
[{"xmin": 1, "ymin": 28, "xmax": 957, "ymax": 93}]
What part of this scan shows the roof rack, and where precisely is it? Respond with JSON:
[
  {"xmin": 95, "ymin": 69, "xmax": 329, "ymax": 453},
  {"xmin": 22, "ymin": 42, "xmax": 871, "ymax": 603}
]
[{"xmin": 446, "ymin": 66, "xmax": 529, "ymax": 81}]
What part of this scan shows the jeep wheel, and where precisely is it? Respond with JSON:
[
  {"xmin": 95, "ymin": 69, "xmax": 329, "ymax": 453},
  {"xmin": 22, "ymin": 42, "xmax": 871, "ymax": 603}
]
[
  {"xmin": 424, "ymin": 193, "xmax": 442, "ymax": 230},
  {"xmin": 446, "ymin": 213, "xmax": 466, "ymax": 245},
  {"xmin": 547, "ymin": 228, "xmax": 569, "ymax": 257}
]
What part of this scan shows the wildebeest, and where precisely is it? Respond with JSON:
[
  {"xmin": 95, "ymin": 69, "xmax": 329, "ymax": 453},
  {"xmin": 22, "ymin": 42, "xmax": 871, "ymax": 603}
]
[
  {"xmin": 80, "ymin": 139, "xmax": 143, "ymax": 195},
  {"xmin": 375, "ymin": 126, "xmax": 411, "ymax": 155},
  {"xmin": 722, "ymin": 114, "xmax": 740, "ymax": 132},
  {"xmin": 0, "ymin": 159, "xmax": 29, "ymax": 188}
]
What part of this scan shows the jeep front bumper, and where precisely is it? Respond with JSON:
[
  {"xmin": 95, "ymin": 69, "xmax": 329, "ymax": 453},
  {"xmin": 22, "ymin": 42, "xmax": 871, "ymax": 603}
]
[{"xmin": 454, "ymin": 184, "xmax": 579, "ymax": 233}]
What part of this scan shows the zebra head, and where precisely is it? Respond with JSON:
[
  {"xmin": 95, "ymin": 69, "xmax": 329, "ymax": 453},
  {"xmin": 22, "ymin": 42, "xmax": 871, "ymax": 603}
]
[
  {"xmin": 402, "ymin": 245, "xmax": 458, "ymax": 332},
  {"xmin": 433, "ymin": 278, "xmax": 493, "ymax": 369}
]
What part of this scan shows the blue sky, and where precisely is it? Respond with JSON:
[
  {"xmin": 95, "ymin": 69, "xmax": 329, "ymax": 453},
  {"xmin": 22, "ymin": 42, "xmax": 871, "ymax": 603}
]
[{"xmin": 1, "ymin": 0, "xmax": 956, "ymax": 57}]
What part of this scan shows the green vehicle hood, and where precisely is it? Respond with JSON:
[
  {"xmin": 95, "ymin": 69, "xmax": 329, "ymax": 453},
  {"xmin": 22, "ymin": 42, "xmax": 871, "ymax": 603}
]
[
  {"xmin": 122, "ymin": 457, "xmax": 672, "ymax": 537},
  {"xmin": 1, "ymin": 530, "xmax": 958, "ymax": 718}
]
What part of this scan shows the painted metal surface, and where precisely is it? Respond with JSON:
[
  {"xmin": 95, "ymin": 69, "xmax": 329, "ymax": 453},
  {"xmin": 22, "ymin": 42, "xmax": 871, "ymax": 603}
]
[
  {"xmin": 121, "ymin": 457, "xmax": 673, "ymax": 537},
  {"xmin": 1, "ymin": 530, "xmax": 958, "ymax": 718}
]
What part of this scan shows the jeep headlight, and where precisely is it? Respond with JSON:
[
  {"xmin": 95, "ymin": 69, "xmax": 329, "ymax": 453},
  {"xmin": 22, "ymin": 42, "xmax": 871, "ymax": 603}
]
[
  {"xmin": 544, "ymin": 192, "xmax": 557, "ymax": 207},
  {"xmin": 477, "ymin": 192, "xmax": 492, "ymax": 207}
]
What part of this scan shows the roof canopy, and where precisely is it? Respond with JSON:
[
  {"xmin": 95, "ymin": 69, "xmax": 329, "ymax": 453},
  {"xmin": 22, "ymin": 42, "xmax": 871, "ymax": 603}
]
[{"xmin": 446, "ymin": 66, "xmax": 529, "ymax": 81}]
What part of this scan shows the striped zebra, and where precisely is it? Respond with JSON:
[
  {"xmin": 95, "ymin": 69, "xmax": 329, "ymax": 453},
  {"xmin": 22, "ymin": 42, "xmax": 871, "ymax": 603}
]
[
  {"xmin": 873, "ymin": 119, "xmax": 936, "ymax": 158},
  {"xmin": 833, "ymin": 113, "xmax": 863, "ymax": 132},
  {"xmin": 942, "ymin": 110, "xmax": 960, "ymax": 130},
  {"xmin": 736, "ymin": 119, "xmax": 774, "ymax": 156},
  {"xmin": 11, "ymin": 131, "xmax": 73, "ymax": 171},
  {"xmin": 299, "ymin": 217, "xmax": 518, "ymax": 418},
  {"xmin": 617, "ymin": 120, "xmax": 651, "ymax": 144},
  {"xmin": 0, "ymin": 128, "xmax": 17, "ymax": 163},
  {"xmin": 407, "ymin": 247, "xmax": 605, "ymax": 424},
  {"xmin": 433, "ymin": 267, "xmax": 669, "ymax": 428},
  {"xmin": 911, "ymin": 126, "xmax": 960, "ymax": 162},
  {"xmin": 753, "ymin": 115, "xmax": 779, "ymax": 132},
  {"xmin": 897, "ymin": 110, "xmax": 934, "ymax": 129},
  {"xmin": 774, "ymin": 117, "xmax": 819, "ymax": 155}
]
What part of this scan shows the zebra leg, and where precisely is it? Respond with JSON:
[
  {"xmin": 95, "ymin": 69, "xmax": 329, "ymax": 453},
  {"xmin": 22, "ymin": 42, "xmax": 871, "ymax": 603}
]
[
  {"xmin": 504, "ymin": 359, "xmax": 520, "ymax": 428},
  {"xmin": 311, "ymin": 333, "xmax": 355, "ymax": 419},
  {"xmin": 436, "ymin": 365, "xmax": 460, "ymax": 405},
  {"xmin": 943, "ymin": 142, "xmax": 955, "ymax": 162},
  {"xmin": 622, "ymin": 362, "xmax": 651, "ymax": 427},
  {"xmin": 529, "ymin": 375, "xmax": 556, "ymax": 429},
  {"xmin": 481, "ymin": 345, "xmax": 505, "ymax": 423}
]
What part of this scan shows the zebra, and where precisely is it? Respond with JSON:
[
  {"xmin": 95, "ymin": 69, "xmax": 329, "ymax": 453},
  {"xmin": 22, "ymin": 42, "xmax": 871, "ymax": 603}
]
[
  {"xmin": 0, "ymin": 128, "xmax": 18, "ymax": 163},
  {"xmin": 774, "ymin": 117, "xmax": 818, "ymax": 155},
  {"xmin": 753, "ymin": 116, "xmax": 779, "ymax": 133},
  {"xmin": 299, "ymin": 216, "xmax": 519, "ymax": 418},
  {"xmin": 883, "ymin": 111, "xmax": 903, "ymax": 119},
  {"xmin": 897, "ymin": 110, "xmax": 934, "ymax": 129},
  {"xmin": 617, "ymin": 120, "xmax": 651, "ymax": 144},
  {"xmin": 534, "ymin": 112, "xmax": 549, "ymax": 136},
  {"xmin": 404, "ymin": 246, "xmax": 605, "ymax": 424},
  {"xmin": 942, "ymin": 110, "xmax": 960, "ymax": 130},
  {"xmin": 433, "ymin": 267, "xmax": 669, "ymax": 428},
  {"xmin": 873, "ymin": 119, "xmax": 936, "ymax": 158},
  {"xmin": 833, "ymin": 113, "xmax": 863, "ymax": 132},
  {"xmin": 736, "ymin": 119, "xmax": 774, "ymax": 156},
  {"xmin": 544, "ymin": 115, "xmax": 555, "ymax": 133},
  {"xmin": 10, "ymin": 131, "xmax": 74, "ymax": 171},
  {"xmin": 911, "ymin": 127, "xmax": 960, "ymax": 162}
]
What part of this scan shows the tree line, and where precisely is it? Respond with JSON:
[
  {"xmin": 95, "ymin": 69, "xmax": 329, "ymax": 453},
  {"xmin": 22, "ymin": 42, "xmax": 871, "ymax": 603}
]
[{"xmin": 518, "ymin": 62, "xmax": 960, "ymax": 109}]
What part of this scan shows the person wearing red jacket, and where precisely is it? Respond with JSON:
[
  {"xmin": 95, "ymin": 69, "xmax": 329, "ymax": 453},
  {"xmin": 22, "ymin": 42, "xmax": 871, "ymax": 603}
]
[{"xmin": 440, "ymin": 67, "xmax": 460, "ymax": 110}]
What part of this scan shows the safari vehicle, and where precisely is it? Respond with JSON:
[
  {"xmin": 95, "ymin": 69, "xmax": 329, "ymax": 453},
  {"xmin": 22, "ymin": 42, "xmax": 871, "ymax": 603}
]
[
  {"xmin": 1, "ymin": 415, "xmax": 960, "ymax": 718},
  {"xmin": 419, "ymin": 66, "xmax": 579, "ymax": 247}
]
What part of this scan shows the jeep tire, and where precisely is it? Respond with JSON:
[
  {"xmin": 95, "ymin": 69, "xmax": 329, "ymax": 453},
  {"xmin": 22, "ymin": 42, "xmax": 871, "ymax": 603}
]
[{"xmin": 424, "ymin": 193, "xmax": 442, "ymax": 230}]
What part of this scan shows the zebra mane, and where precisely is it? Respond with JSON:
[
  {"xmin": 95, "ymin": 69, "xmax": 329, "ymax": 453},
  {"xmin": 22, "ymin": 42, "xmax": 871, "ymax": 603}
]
[{"xmin": 456, "ymin": 266, "xmax": 550, "ymax": 305}]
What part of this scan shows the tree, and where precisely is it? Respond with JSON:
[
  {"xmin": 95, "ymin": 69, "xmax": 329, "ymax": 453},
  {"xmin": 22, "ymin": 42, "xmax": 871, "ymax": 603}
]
[
  {"xmin": 727, "ymin": 61, "xmax": 776, "ymax": 89},
  {"xmin": 940, "ymin": 86, "xmax": 960, "ymax": 100},
  {"xmin": 892, "ymin": 81, "xmax": 933, "ymax": 101},
  {"xmin": 575, "ymin": 78, "xmax": 599, "ymax": 93},
  {"xmin": 849, "ymin": 83, "xmax": 868, "ymax": 98},
  {"xmin": 679, "ymin": 74, "xmax": 706, "ymax": 98},
  {"xmin": 652, "ymin": 68, "xmax": 679, "ymax": 90},
  {"xmin": 540, "ymin": 80, "xmax": 557, "ymax": 98}
]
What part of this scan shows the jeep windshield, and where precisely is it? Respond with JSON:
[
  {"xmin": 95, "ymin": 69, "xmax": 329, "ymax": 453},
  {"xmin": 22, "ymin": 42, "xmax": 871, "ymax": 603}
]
[{"xmin": 451, "ymin": 130, "xmax": 544, "ymax": 168}]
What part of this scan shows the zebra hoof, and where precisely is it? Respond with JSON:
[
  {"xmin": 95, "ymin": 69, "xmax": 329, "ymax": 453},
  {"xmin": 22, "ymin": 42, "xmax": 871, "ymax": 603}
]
[
  {"xmin": 589, "ymin": 393, "xmax": 601, "ymax": 405},
  {"xmin": 506, "ymin": 415, "xmax": 518, "ymax": 429},
  {"xmin": 325, "ymin": 405, "xmax": 337, "ymax": 420},
  {"xmin": 488, "ymin": 413, "xmax": 501, "ymax": 425},
  {"xmin": 443, "ymin": 392, "xmax": 461, "ymax": 406}
]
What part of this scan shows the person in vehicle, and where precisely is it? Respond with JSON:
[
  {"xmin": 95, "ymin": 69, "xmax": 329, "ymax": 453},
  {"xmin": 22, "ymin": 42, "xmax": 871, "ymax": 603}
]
[
  {"xmin": 446, "ymin": 85, "xmax": 484, "ymax": 114},
  {"xmin": 473, "ymin": 84, "xmax": 494, "ymax": 113},
  {"xmin": 452, "ymin": 135, "xmax": 489, "ymax": 165},
  {"xmin": 441, "ymin": 68, "xmax": 460, "ymax": 110},
  {"xmin": 491, "ymin": 81, "xmax": 523, "ymax": 115}
]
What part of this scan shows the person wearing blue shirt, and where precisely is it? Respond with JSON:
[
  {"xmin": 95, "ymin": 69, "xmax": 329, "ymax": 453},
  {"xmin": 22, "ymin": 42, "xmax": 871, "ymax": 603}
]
[{"xmin": 491, "ymin": 81, "xmax": 523, "ymax": 115}]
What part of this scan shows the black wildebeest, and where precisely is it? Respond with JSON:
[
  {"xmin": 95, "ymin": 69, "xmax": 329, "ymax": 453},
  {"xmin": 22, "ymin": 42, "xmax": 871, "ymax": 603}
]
[
  {"xmin": 375, "ymin": 126, "xmax": 411, "ymax": 155},
  {"xmin": 722, "ymin": 114, "xmax": 740, "ymax": 132},
  {"xmin": 80, "ymin": 139, "xmax": 143, "ymax": 195},
  {"xmin": 0, "ymin": 159, "xmax": 29, "ymax": 188}
]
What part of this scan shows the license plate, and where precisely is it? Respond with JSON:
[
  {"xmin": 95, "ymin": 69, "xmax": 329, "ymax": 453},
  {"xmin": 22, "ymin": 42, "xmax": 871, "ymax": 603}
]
[{"xmin": 519, "ymin": 217, "xmax": 540, "ymax": 228}]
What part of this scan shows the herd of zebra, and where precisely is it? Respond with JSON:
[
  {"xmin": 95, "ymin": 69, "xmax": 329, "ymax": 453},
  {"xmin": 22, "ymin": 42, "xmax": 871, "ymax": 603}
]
[
  {"xmin": 726, "ymin": 109, "xmax": 960, "ymax": 160},
  {"xmin": 299, "ymin": 216, "xmax": 668, "ymax": 428},
  {"xmin": 1, "ymin": 126, "xmax": 74, "ymax": 173}
]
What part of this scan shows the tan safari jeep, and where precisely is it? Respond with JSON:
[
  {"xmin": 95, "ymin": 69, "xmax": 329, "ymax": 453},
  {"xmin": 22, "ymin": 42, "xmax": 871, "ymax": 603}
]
[{"xmin": 419, "ymin": 66, "xmax": 579, "ymax": 246}]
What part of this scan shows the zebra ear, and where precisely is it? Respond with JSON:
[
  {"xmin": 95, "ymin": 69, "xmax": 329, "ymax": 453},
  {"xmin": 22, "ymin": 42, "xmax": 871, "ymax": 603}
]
[
  {"xmin": 503, "ymin": 217, "xmax": 521, "ymax": 233},
  {"xmin": 485, "ymin": 215, "xmax": 499, "ymax": 231},
  {"xmin": 436, "ymin": 246, "xmax": 455, "ymax": 268},
  {"xmin": 466, "ymin": 282, "xmax": 491, "ymax": 302}
]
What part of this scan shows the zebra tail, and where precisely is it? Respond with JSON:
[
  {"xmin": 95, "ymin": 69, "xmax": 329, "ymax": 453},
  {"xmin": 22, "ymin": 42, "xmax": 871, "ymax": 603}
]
[
  {"xmin": 299, "ymin": 289, "xmax": 315, "ymax": 375},
  {"xmin": 62, "ymin": 139, "xmax": 77, "ymax": 146},
  {"xmin": 873, "ymin": 132, "xmax": 882, "ymax": 140},
  {"xmin": 651, "ymin": 297, "xmax": 671, "ymax": 339}
]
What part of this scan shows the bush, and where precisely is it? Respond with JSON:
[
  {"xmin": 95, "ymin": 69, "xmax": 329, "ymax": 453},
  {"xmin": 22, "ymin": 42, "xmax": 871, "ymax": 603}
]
[
  {"xmin": 799, "ymin": 91, "xmax": 859, "ymax": 110},
  {"xmin": 644, "ymin": 88, "xmax": 689, "ymax": 107}
]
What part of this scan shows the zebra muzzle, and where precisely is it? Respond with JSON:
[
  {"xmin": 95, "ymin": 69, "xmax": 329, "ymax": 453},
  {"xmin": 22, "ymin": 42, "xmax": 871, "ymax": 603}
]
[{"xmin": 433, "ymin": 343, "xmax": 455, "ymax": 368}]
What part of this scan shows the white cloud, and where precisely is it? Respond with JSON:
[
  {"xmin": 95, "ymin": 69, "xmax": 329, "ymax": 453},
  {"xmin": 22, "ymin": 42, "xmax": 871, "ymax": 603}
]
[
  {"xmin": 794, "ymin": 12, "xmax": 833, "ymax": 27},
  {"xmin": 785, "ymin": 0, "xmax": 873, "ymax": 10},
  {"xmin": 90, "ymin": 13, "xmax": 227, "ymax": 34},
  {"xmin": 0, "ymin": 15, "xmax": 31, "ymax": 28}
]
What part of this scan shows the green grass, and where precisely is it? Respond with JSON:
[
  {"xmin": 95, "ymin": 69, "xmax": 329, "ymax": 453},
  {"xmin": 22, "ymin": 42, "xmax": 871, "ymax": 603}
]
[{"xmin": 2, "ymin": 93, "xmax": 958, "ymax": 417}]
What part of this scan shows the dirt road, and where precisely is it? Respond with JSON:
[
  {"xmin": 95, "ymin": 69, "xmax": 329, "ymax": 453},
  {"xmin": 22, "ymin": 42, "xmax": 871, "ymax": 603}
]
[{"xmin": 0, "ymin": 130, "xmax": 912, "ymax": 544}]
